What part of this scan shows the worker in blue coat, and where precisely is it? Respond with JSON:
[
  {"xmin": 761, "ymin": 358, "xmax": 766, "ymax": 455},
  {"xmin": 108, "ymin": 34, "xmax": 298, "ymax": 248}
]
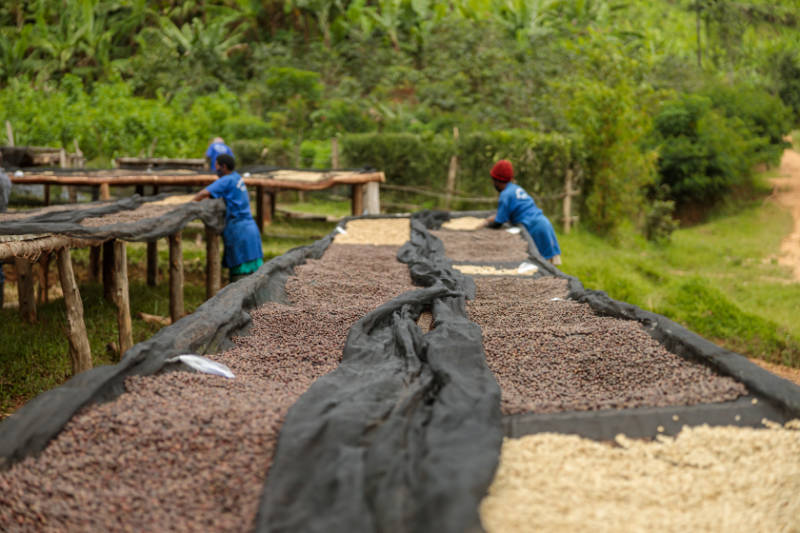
[
  {"xmin": 205, "ymin": 137, "xmax": 234, "ymax": 172},
  {"xmin": 484, "ymin": 159, "xmax": 562, "ymax": 265},
  {"xmin": 193, "ymin": 154, "xmax": 263, "ymax": 282}
]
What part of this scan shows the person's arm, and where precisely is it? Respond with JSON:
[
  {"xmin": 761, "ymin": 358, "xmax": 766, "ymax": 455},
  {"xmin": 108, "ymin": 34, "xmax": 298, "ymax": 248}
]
[{"xmin": 193, "ymin": 189, "xmax": 211, "ymax": 202}]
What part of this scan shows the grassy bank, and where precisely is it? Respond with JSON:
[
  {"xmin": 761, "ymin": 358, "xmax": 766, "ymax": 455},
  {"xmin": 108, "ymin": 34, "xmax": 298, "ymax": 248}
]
[{"xmin": 559, "ymin": 187, "xmax": 800, "ymax": 367}]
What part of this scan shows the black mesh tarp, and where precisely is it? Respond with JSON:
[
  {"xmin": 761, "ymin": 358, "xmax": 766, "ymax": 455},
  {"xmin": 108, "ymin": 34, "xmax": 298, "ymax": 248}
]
[
  {"xmin": 255, "ymin": 215, "xmax": 502, "ymax": 533},
  {"xmin": 0, "ymin": 194, "xmax": 225, "ymax": 241}
]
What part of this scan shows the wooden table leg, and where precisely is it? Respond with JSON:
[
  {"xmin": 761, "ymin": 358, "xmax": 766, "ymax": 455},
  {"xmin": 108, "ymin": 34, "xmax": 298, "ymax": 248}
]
[
  {"xmin": 147, "ymin": 240, "xmax": 159, "ymax": 286},
  {"xmin": 205, "ymin": 226, "xmax": 221, "ymax": 299},
  {"xmin": 351, "ymin": 183, "xmax": 364, "ymax": 216},
  {"xmin": 56, "ymin": 247, "xmax": 92, "ymax": 374},
  {"xmin": 102, "ymin": 240, "xmax": 115, "ymax": 302},
  {"xmin": 169, "ymin": 233, "xmax": 184, "ymax": 323},
  {"xmin": 113, "ymin": 240, "xmax": 133, "ymax": 357},
  {"xmin": 89, "ymin": 245, "xmax": 101, "ymax": 282},
  {"xmin": 256, "ymin": 185, "xmax": 264, "ymax": 233},
  {"xmin": 14, "ymin": 257, "xmax": 36, "ymax": 323},
  {"xmin": 267, "ymin": 190, "xmax": 275, "ymax": 225},
  {"xmin": 38, "ymin": 252, "xmax": 51, "ymax": 304}
]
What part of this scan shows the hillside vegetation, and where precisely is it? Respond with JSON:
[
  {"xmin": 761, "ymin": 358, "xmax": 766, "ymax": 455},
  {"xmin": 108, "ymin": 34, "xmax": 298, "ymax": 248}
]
[{"xmin": 1, "ymin": 0, "xmax": 799, "ymax": 235}]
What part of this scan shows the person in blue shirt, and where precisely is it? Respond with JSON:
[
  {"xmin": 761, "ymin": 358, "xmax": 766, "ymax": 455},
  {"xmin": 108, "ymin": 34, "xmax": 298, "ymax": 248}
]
[
  {"xmin": 205, "ymin": 137, "xmax": 234, "ymax": 172},
  {"xmin": 193, "ymin": 154, "xmax": 263, "ymax": 282},
  {"xmin": 484, "ymin": 159, "xmax": 562, "ymax": 265}
]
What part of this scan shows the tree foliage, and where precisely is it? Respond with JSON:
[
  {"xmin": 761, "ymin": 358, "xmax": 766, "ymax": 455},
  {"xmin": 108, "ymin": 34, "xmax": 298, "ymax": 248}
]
[{"xmin": 0, "ymin": 0, "xmax": 797, "ymax": 235}]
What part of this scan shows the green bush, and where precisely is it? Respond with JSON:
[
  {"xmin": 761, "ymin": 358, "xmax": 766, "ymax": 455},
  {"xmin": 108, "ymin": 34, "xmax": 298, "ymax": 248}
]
[
  {"xmin": 549, "ymin": 78, "xmax": 660, "ymax": 236},
  {"xmin": 771, "ymin": 48, "xmax": 800, "ymax": 124},
  {"xmin": 340, "ymin": 132, "xmax": 453, "ymax": 187},
  {"xmin": 650, "ymin": 94, "xmax": 761, "ymax": 207},
  {"xmin": 702, "ymin": 83, "xmax": 791, "ymax": 164},
  {"xmin": 230, "ymin": 139, "xmax": 265, "ymax": 166}
]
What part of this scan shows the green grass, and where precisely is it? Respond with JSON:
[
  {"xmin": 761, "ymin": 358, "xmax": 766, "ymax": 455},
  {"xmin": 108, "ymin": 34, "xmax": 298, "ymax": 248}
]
[{"xmin": 559, "ymin": 190, "xmax": 800, "ymax": 367}]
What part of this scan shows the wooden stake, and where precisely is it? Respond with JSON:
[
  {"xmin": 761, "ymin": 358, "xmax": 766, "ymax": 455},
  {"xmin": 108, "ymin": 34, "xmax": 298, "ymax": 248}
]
[
  {"xmin": 205, "ymin": 225, "xmax": 221, "ymax": 299},
  {"xmin": 445, "ymin": 127, "xmax": 459, "ymax": 209},
  {"xmin": 5, "ymin": 120, "xmax": 13, "ymax": 146},
  {"xmin": 563, "ymin": 169, "xmax": 574, "ymax": 234},
  {"xmin": 56, "ymin": 247, "xmax": 92, "ymax": 374},
  {"xmin": 146, "ymin": 240, "xmax": 159, "ymax": 286},
  {"xmin": 44, "ymin": 184, "xmax": 50, "ymax": 206},
  {"xmin": 14, "ymin": 257, "xmax": 36, "ymax": 323},
  {"xmin": 102, "ymin": 240, "xmax": 116, "ymax": 302},
  {"xmin": 113, "ymin": 240, "xmax": 133, "ymax": 357},
  {"xmin": 99, "ymin": 183, "xmax": 111, "ymax": 200},
  {"xmin": 331, "ymin": 138, "xmax": 339, "ymax": 169},
  {"xmin": 169, "ymin": 233, "xmax": 184, "ymax": 323}
]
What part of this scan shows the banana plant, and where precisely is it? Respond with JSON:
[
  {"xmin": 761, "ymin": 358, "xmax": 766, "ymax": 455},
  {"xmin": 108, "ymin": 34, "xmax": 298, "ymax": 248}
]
[
  {"xmin": 156, "ymin": 11, "xmax": 244, "ymax": 66},
  {"xmin": 285, "ymin": 0, "xmax": 345, "ymax": 47},
  {"xmin": 0, "ymin": 25, "xmax": 36, "ymax": 82}
]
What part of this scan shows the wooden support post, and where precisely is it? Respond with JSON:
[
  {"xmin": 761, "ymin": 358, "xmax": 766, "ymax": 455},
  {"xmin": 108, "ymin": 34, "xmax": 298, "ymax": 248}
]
[
  {"xmin": 256, "ymin": 185, "xmax": 265, "ymax": 233},
  {"xmin": 147, "ymin": 240, "xmax": 159, "ymax": 286},
  {"xmin": 68, "ymin": 186, "xmax": 78, "ymax": 203},
  {"xmin": 364, "ymin": 182, "xmax": 380, "ymax": 215},
  {"xmin": 56, "ymin": 247, "xmax": 92, "ymax": 374},
  {"xmin": 5, "ymin": 120, "xmax": 13, "ymax": 146},
  {"xmin": 38, "ymin": 252, "xmax": 51, "ymax": 304},
  {"xmin": 331, "ymin": 137, "xmax": 339, "ymax": 169},
  {"xmin": 44, "ymin": 185, "xmax": 51, "ymax": 206},
  {"xmin": 169, "ymin": 233, "xmax": 184, "ymax": 323},
  {"xmin": 14, "ymin": 257, "xmax": 36, "ymax": 323},
  {"xmin": 135, "ymin": 185, "xmax": 144, "ymax": 197},
  {"xmin": 73, "ymin": 140, "xmax": 84, "ymax": 169},
  {"xmin": 102, "ymin": 240, "xmax": 115, "ymax": 302},
  {"xmin": 563, "ymin": 169, "xmax": 574, "ymax": 234},
  {"xmin": 89, "ymin": 245, "xmax": 101, "ymax": 282},
  {"xmin": 99, "ymin": 183, "xmax": 111, "ymax": 201},
  {"xmin": 351, "ymin": 183, "xmax": 364, "ymax": 216},
  {"xmin": 113, "ymin": 240, "xmax": 133, "ymax": 358},
  {"xmin": 445, "ymin": 127, "xmax": 459, "ymax": 209},
  {"xmin": 205, "ymin": 226, "xmax": 221, "ymax": 299}
]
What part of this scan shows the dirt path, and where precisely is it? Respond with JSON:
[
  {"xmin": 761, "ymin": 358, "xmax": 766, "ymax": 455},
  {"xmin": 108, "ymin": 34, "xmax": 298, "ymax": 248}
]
[{"xmin": 770, "ymin": 144, "xmax": 800, "ymax": 281}]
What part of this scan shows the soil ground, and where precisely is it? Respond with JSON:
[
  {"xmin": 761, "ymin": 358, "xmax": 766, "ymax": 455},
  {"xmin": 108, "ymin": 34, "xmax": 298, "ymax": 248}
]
[{"xmin": 770, "ymin": 143, "xmax": 800, "ymax": 281}]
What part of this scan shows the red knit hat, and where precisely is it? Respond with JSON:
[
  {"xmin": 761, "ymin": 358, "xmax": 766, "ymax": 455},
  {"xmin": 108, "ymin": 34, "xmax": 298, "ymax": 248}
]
[{"xmin": 490, "ymin": 159, "xmax": 513, "ymax": 182}]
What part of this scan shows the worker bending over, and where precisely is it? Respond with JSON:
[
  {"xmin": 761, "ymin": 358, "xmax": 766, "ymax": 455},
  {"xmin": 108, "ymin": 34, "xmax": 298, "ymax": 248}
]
[
  {"xmin": 193, "ymin": 154, "xmax": 263, "ymax": 282},
  {"xmin": 484, "ymin": 159, "xmax": 562, "ymax": 265},
  {"xmin": 205, "ymin": 137, "xmax": 234, "ymax": 171}
]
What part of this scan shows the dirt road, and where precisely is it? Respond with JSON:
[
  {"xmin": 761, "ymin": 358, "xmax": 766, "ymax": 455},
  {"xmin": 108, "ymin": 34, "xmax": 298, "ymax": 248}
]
[{"xmin": 771, "ymin": 144, "xmax": 800, "ymax": 281}]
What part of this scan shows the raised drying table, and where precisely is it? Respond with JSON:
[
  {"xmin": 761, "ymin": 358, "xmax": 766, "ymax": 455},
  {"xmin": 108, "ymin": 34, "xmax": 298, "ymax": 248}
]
[{"xmin": 10, "ymin": 168, "xmax": 385, "ymax": 229}]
